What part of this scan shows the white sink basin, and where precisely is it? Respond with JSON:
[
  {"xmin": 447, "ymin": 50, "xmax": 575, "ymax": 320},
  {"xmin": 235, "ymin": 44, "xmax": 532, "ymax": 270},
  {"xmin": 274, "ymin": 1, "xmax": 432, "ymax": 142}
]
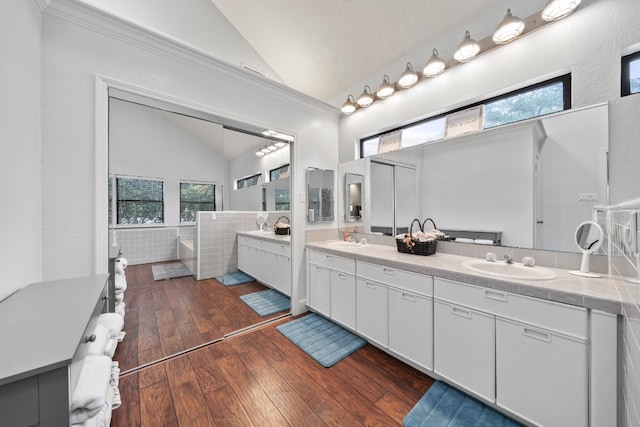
[
  {"xmin": 462, "ymin": 259, "xmax": 556, "ymax": 281},
  {"xmin": 327, "ymin": 241, "xmax": 369, "ymax": 250}
]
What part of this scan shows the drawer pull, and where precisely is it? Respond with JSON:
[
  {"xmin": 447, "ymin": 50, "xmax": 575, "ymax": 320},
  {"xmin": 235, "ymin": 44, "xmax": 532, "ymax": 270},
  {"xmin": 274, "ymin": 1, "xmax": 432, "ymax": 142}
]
[
  {"xmin": 85, "ymin": 334, "xmax": 97, "ymax": 343},
  {"xmin": 523, "ymin": 327, "xmax": 552, "ymax": 343},
  {"xmin": 383, "ymin": 268, "xmax": 395, "ymax": 275},
  {"xmin": 401, "ymin": 292, "xmax": 416, "ymax": 302},
  {"xmin": 451, "ymin": 306, "xmax": 471, "ymax": 319},
  {"xmin": 315, "ymin": 266, "xmax": 324, "ymax": 272},
  {"xmin": 337, "ymin": 273, "xmax": 347, "ymax": 280},
  {"xmin": 102, "ymin": 295, "xmax": 109, "ymax": 300},
  {"xmin": 325, "ymin": 255, "xmax": 334, "ymax": 261},
  {"xmin": 484, "ymin": 289, "xmax": 507, "ymax": 302},
  {"xmin": 365, "ymin": 282, "xmax": 377, "ymax": 290}
]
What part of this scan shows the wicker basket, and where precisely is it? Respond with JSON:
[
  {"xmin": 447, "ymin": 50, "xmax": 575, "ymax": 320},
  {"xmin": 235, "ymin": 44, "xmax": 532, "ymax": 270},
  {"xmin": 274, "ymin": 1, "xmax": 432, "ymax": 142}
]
[
  {"xmin": 273, "ymin": 216, "xmax": 291, "ymax": 235},
  {"xmin": 396, "ymin": 218, "xmax": 437, "ymax": 256}
]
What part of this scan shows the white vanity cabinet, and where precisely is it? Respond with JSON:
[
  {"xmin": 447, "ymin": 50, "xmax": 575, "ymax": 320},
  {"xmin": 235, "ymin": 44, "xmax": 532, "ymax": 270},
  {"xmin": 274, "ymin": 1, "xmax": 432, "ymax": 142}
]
[
  {"xmin": 308, "ymin": 251, "xmax": 356, "ymax": 328},
  {"xmin": 357, "ymin": 261, "xmax": 434, "ymax": 370},
  {"xmin": 434, "ymin": 277, "xmax": 589, "ymax": 427},
  {"xmin": 356, "ymin": 278, "xmax": 389, "ymax": 347},
  {"xmin": 238, "ymin": 235, "xmax": 291, "ymax": 296}
]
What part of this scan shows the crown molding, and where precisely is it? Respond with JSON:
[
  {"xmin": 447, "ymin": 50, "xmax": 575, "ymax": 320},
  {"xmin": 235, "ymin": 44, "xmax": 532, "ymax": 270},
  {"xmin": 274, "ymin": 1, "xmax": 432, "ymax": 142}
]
[{"xmin": 41, "ymin": 0, "xmax": 340, "ymax": 121}]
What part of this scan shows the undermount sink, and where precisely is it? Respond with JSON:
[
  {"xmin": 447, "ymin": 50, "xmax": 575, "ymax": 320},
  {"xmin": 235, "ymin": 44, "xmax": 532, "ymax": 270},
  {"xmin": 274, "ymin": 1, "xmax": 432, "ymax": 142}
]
[
  {"xmin": 462, "ymin": 259, "xmax": 556, "ymax": 281},
  {"xmin": 327, "ymin": 241, "xmax": 369, "ymax": 250}
]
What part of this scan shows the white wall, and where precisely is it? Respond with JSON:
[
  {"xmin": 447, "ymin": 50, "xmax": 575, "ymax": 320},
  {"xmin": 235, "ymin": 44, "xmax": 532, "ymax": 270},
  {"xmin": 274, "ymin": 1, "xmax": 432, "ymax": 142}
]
[
  {"xmin": 337, "ymin": 0, "xmax": 640, "ymax": 207},
  {"xmin": 0, "ymin": 2, "xmax": 42, "ymax": 300},
  {"xmin": 109, "ymin": 98, "xmax": 225, "ymax": 225},
  {"xmin": 40, "ymin": 1, "xmax": 340, "ymax": 319}
]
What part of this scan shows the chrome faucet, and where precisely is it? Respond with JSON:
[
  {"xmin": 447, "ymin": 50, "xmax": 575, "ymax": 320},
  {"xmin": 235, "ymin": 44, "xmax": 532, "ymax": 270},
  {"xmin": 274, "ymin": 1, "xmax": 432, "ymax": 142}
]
[{"xmin": 504, "ymin": 254, "xmax": 513, "ymax": 264}]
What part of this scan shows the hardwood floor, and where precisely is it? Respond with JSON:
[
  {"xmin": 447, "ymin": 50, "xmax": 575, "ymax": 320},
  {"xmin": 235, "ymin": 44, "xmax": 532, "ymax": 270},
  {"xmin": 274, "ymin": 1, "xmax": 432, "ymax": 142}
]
[{"xmin": 111, "ymin": 262, "xmax": 435, "ymax": 426}]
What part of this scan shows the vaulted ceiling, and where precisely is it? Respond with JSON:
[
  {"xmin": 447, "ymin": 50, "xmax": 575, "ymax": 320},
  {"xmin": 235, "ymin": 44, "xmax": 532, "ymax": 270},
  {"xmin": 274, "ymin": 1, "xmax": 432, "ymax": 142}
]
[{"xmin": 210, "ymin": 0, "xmax": 507, "ymax": 102}]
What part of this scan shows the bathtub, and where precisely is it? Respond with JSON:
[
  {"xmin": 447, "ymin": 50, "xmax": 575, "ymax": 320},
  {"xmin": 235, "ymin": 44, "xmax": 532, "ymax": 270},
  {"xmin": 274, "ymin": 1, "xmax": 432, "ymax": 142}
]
[{"xmin": 179, "ymin": 239, "xmax": 195, "ymax": 274}]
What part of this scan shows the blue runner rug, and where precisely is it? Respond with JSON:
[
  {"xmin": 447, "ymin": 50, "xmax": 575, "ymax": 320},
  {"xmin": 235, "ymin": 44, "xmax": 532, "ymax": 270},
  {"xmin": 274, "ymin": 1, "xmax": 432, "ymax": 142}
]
[
  {"xmin": 216, "ymin": 271, "xmax": 255, "ymax": 286},
  {"xmin": 276, "ymin": 313, "xmax": 366, "ymax": 368},
  {"xmin": 404, "ymin": 381, "xmax": 524, "ymax": 427},
  {"xmin": 239, "ymin": 289, "xmax": 290, "ymax": 316}
]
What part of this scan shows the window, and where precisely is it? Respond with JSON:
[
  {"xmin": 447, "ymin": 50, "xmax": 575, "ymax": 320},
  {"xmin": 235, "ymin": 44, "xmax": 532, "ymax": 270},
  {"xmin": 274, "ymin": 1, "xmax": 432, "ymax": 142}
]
[
  {"xmin": 622, "ymin": 50, "xmax": 640, "ymax": 96},
  {"xmin": 116, "ymin": 176, "xmax": 164, "ymax": 225},
  {"xmin": 275, "ymin": 188, "xmax": 290, "ymax": 211},
  {"xmin": 270, "ymin": 164, "xmax": 290, "ymax": 182},
  {"xmin": 361, "ymin": 74, "xmax": 571, "ymax": 158},
  {"xmin": 236, "ymin": 173, "xmax": 262, "ymax": 189},
  {"xmin": 180, "ymin": 182, "xmax": 216, "ymax": 223}
]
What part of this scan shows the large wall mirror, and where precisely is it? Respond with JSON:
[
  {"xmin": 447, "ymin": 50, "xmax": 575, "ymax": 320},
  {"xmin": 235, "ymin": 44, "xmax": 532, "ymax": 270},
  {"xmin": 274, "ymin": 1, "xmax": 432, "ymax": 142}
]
[
  {"xmin": 307, "ymin": 168, "xmax": 334, "ymax": 222},
  {"xmin": 344, "ymin": 173, "xmax": 364, "ymax": 222},
  {"xmin": 338, "ymin": 103, "xmax": 609, "ymax": 253},
  {"xmin": 108, "ymin": 92, "xmax": 293, "ymax": 371}
]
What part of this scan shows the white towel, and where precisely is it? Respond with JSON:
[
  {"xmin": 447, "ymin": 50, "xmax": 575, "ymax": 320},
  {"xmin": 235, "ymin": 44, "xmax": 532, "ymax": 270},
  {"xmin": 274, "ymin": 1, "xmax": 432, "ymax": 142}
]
[
  {"xmin": 87, "ymin": 324, "xmax": 110, "ymax": 356},
  {"xmin": 115, "ymin": 292, "xmax": 124, "ymax": 303},
  {"xmin": 115, "ymin": 261, "xmax": 125, "ymax": 276},
  {"xmin": 70, "ymin": 355, "xmax": 112, "ymax": 424},
  {"xmin": 73, "ymin": 385, "xmax": 114, "ymax": 427},
  {"xmin": 115, "ymin": 302, "xmax": 125, "ymax": 317},
  {"xmin": 114, "ymin": 275, "xmax": 127, "ymax": 291},
  {"xmin": 97, "ymin": 313, "xmax": 124, "ymax": 338},
  {"xmin": 474, "ymin": 239, "xmax": 495, "ymax": 245},
  {"xmin": 117, "ymin": 257, "xmax": 128, "ymax": 269},
  {"xmin": 455, "ymin": 237, "xmax": 474, "ymax": 243},
  {"xmin": 104, "ymin": 338, "xmax": 118, "ymax": 358}
]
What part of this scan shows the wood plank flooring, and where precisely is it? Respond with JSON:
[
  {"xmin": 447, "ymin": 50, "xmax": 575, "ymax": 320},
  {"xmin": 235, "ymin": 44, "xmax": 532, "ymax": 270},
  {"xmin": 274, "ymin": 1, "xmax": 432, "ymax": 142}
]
[{"xmin": 111, "ymin": 262, "xmax": 435, "ymax": 426}]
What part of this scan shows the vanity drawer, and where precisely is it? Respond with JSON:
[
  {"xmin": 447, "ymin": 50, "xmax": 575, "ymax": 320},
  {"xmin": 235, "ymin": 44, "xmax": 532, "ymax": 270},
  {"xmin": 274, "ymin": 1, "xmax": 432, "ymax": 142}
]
[
  {"xmin": 309, "ymin": 251, "xmax": 355, "ymax": 274},
  {"xmin": 434, "ymin": 278, "xmax": 587, "ymax": 338},
  {"xmin": 357, "ymin": 261, "xmax": 433, "ymax": 297},
  {"xmin": 264, "ymin": 240, "xmax": 290, "ymax": 256}
]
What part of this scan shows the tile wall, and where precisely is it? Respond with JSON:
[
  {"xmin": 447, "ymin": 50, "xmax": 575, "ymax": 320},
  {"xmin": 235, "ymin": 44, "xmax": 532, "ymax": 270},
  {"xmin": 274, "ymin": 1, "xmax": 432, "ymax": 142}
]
[
  {"xmin": 607, "ymin": 203, "xmax": 640, "ymax": 427},
  {"xmin": 114, "ymin": 227, "xmax": 178, "ymax": 265}
]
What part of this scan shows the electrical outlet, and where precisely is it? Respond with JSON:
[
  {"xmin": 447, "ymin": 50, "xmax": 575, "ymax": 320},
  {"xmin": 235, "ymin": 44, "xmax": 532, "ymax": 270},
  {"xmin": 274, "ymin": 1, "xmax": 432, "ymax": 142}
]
[
  {"xmin": 578, "ymin": 193, "xmax": 597, "ymax": 202},
  {"xmin": 211, "ymin": 213, "xmax": 216, "ymax": 220}
]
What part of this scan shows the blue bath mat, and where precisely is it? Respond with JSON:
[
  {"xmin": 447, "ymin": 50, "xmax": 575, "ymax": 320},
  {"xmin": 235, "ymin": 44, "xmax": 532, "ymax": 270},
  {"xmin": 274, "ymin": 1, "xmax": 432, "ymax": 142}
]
[
  {"xmin": 276, "ymin": 313, "xmax": 366, "ymax": 368},
  {"xmin": 239, "ymin": 289, "xmax": 290, "ymax": 316},
  {"xmin": 216, "ymin": 271, "xmax": 255, "ymax": 286},
  {"xmin": 404, "ymin": 381, "xmax": 524, "ymax": 427}
]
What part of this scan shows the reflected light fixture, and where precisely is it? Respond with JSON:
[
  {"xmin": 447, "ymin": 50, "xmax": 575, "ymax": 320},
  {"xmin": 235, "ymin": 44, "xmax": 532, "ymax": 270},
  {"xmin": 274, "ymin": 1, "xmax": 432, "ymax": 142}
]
[
  {"xmin": 266, "ymin": 143, "xmax": 278, "ymax": 151},
  {"xmin": 376, "ymin": 75, "xmax": 396, "ymax": 98},
  {"xmin": 255, "ymin": 148, "xmax": 265, "ymax": 157},
  {"xmin": 260, "ymin": 145, "xmax": 270, "ymax": 154},
  {"xmin": 356, "ymin": 85, "xmax": 374, "ymax": 107},
  {"xmin": 493, "ymin": 9, "xmax": 525, "ymax": 44},
  {"xmin": 423, "ymin": 48, "xmax": 446, "ymax": 77},
  {"xmin": 542, "ymin": 0, "xmax": 581, "ymax": 21},
  {"xmin": 341, "ymin": 95, "xmax": 356, "ymax": 114},
  {"xmin": 274, "ymin": 140, "xmax": 286, "ymax": 148},
  {"xmin": 397, "ymin": 62, "xmax": 419, "ymax": 88},
  {"xmin": 454, "ymin": 31, "xmax": 480, "ymax": 63}
]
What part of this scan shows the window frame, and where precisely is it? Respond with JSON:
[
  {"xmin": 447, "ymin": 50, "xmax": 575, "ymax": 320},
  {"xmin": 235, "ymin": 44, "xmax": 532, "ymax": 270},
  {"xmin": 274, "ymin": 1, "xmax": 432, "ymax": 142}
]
[
  {"xmin": 269, "ymin": 164, "xmax": 290, "ymax": 182},
  {"xmin": 179, "ymin": 181, "xmax": 216, "ymax": 224},
  {"xmin": 360, "ymin": 74, "xmax": 571, "ymax": 158},
  {"xmin": 115, "ymin": 175, "xmax": 165, "ymax": 226},
  {"xmin": 236, "ymin": 173, "xmax": 263, "ymax": 190},
  {"xmin": 621, "ymin": 50, "xmax": 640, "ymax": 97}
]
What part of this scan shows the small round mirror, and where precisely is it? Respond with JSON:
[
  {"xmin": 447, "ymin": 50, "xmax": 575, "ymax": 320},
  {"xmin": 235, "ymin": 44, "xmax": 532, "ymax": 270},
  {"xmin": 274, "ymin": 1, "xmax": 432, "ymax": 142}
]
[{"xmin": 569, "ymin": 220, "xmax": 603, "ymax": 278}]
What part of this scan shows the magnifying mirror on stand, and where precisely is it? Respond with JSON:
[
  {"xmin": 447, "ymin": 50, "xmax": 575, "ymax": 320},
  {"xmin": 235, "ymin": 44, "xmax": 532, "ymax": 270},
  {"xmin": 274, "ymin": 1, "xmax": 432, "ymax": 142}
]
[
  {"xmin": 256, "ymin": 215, "xmax": 266, "ymax": 231},
  {"xmin": 569, "ymin": 220, "xmax": 603, "ymax": 278}
]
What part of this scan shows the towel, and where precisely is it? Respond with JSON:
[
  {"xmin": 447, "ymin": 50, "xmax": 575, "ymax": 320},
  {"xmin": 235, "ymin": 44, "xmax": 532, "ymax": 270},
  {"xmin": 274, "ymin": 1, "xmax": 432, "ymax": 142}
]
[
  {"xmin": 115, "ymin": 262, "xmax": 125, "ymax": 276},
  {"xmin": 114, "ymin": 275, "xmax": 127, "ymax": 291},
  {"xmin": 455, "ymin": 237, "xmax": 474, "ymax": 243},
  {"xmin": 115, "ymin": 292, "xmax": 124, "ymax": 303},
  {"xmin": 115, "ymin": 302, "xmax": 125, "ymax": 317},
  {"xmin": 474, "ymin": 239, "xmax": 495, "ymax": 245},
  {"xmin": 87, "ymin": 324, "xmax": 110, "ymax": 356},
  {"xmin": 104, "ymin": 338, "xmax": 118, "ymax": 358},
  {"xmin": 116, "ymin": 257, "xmax": 128, "ymax": 269},
  {"xmin": 70, "ymin": 355, "xmax": 113, "ymax": 424},
  {"xmin": 97, "ymin": 313, "xmax": 124, "ymax": 338},
  {"xmin": 73, "ymin": 385, "xmax": 114, "ymax": 427}
]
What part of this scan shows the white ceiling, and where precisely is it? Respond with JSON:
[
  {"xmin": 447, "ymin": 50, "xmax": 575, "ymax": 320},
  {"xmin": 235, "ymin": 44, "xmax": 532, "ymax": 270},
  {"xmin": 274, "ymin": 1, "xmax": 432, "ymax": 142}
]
[{"xmin": 210, "ymin": 0, "xmax": 507, "ymax": 101}]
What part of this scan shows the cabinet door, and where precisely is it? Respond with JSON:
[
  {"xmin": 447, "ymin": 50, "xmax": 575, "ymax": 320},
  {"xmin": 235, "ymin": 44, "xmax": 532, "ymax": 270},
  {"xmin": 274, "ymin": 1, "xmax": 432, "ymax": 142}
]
[
  {"xmin": 237, "ymin": 243, "xmax": 249, "ymax": 273},
  {"xmin": 330, "ymin": 271, "xmax": 356, "ymax": 330},
  {"xmin": 434, "ymin": 299, "xmax": 495, "ymax": 402},
  {"xmin": 389, "ymin": 288, "xmax": 433, "ymax": 370},
  {"xmin": 496, "ymin": 318, "xmax": 588, "ymax": 427},
  {"xmin": 272, "ymin": 253, "xmax": 291, "ymax": 296},
  {"xmin": 356, "ymin": 279, "xmax": 388, "ymax": 347},
  {"xmin": 256, "ymin": 249, "xmax": 273, "ymax": 285},
  {"xmin": 309, "ymin": 264, "xmax": 331, "ymax": 317}
]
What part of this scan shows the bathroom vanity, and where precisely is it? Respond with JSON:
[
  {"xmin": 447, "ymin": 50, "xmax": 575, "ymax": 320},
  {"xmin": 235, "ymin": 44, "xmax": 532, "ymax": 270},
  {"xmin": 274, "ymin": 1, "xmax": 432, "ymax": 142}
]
[
  {"xmin": 306, "ymin": 242, "xmax": 620, "ymax": 427},
  {"xmin": 238, "ymin": 231, "xmax": 291, "ymax": 296}
]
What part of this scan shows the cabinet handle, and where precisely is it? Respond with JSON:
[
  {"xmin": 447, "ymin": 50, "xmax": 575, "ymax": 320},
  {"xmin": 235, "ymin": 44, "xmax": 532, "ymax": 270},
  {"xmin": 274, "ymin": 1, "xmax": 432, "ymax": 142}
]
[
  {"xmin": 85, "ymin": 334, "xmax": 97, "ymax": 343},
  {"xmin": 365, "ymin": 282, "xmax": 377, "ymax": 290},
  {"xmin": 401, "ymin": 292, "xmax": 416, "ymax": 302},
  {"xmin": 315, "ymin": 266, "xmax": 324, "ymax": 272},
  {"xmin": 325, "ymin": 255, "xmax": 334, "ymax": 261},
  {"xmin": 337, "ymin": 273, "xmax": 347, "ymax": 280},
  {"xmin": 523, "ymin": 327, "xmax": 552, "ymax": 343},
  {"xmin": 484, "ymin": 289, "xmax": 507, "ymax": 302},
  {"xmin": 383, "ymin": 267, "xmax": 395, "ymax": 275},
  {"xmin": 451, "ymin": 306, "xmax": 471, "ymax": 319},
  {"xmin": 102, "ymin": 295, "xmax": 109, "ymax": 300}
]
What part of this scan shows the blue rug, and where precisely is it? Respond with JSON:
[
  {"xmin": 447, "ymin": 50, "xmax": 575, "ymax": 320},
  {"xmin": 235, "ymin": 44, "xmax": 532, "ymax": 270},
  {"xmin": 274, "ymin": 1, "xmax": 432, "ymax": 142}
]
[
  {"xmin": 216, "ymin": 271, "xmax": 254, "ymax": 286},
  {"xmin": 276, "ymin": 313, "xmax": 367, "ymax": 368},
  {"xmin": 404, "ymin": 381, "xmax": 524, "ymax": 427},
  {"xmin": 239, "ymin": 289, "xmax": 290, "ymax": 316}
]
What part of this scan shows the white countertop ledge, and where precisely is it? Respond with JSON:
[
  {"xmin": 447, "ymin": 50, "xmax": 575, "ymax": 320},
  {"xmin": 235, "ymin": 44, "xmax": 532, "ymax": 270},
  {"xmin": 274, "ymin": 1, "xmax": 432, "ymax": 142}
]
[
  {"xmin": 306, "ymin": 241, "xmax": 625, "ymax": 315},
  {"xmin": 238, "ymin": 230, "xmax": 291, "ymax": 243}
]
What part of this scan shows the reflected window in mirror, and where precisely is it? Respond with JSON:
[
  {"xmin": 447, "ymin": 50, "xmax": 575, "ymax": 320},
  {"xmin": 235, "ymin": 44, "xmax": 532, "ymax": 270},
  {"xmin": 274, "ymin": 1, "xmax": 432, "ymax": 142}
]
[
  {"xmin": 236, "ymin": 173, "xmax": 262, "ymax": 189},
  {"xmin": 345, "ymin": 173, "xmax": 364, "ymax": 222},
  {"xmin": 270, "ymin": 164, "xmax": 290, "ymax": 181},
  {"xmin": 622, "ymin": 50, "xmax": 640, "ymax": 96},
  {"xmin": 180, "ymin": 181, "xmax": 216, "ymax": 223},
  {"xmin": 307, "ymin": 168, "xmax": 334, "ymax": 222},
  {"xmin": 360, "ymin": 74, "xmax": 571, "ymax": 158}
]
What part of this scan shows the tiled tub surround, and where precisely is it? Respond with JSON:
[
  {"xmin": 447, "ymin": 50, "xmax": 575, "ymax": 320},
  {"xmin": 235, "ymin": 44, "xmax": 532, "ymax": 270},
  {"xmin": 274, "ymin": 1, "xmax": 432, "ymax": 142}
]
[
  {"xmin": 113, "ymin": 227, "xmax": 179, "ymax": 265},
  {"xmin": 608, "ymin": 203, "xmax": 640, "ymax": 427},
  {"xmin": 196, "ymin": 211, "xmax": 290, "ymax": 280},
  {"xmin": 306, "ymin": 240, "xmax": 622, "ymax": 426}
]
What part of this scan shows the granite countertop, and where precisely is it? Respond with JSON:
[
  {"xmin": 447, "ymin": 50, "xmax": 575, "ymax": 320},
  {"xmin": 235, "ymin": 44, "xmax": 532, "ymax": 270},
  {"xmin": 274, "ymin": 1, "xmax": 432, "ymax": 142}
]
[
  {"xmin": 307, "ymin": 241, "xmax": 624, "ymax": 315},
  {"xmin": 238, "ymin": 230, "xmax": 291, "ymax": 243}
]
